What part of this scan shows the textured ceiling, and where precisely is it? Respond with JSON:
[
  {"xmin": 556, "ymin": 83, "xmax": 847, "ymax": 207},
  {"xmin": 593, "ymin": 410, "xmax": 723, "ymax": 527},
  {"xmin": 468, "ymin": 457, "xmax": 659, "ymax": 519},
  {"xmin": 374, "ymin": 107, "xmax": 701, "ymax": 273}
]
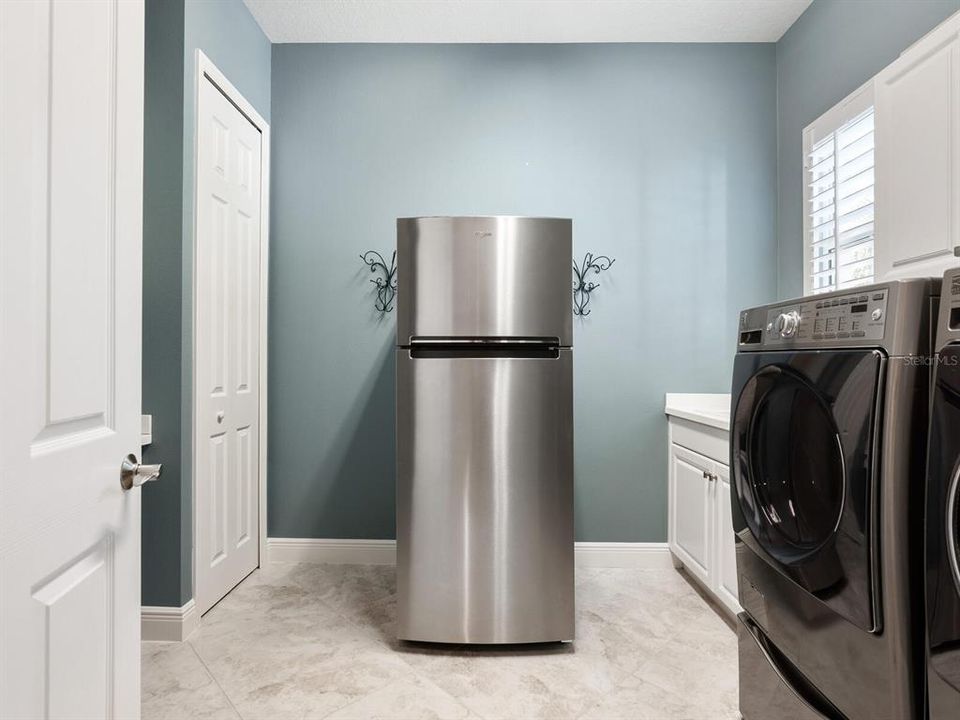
[{"xmin": 244, "ymin": 0, "xmax": 813, "ymax": 44}]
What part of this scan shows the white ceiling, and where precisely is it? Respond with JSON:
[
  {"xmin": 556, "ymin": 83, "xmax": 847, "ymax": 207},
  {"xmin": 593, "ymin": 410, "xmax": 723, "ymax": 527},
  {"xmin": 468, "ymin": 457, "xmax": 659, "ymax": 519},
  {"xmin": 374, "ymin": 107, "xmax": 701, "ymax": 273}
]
[{"xmin": 244, "ymin": 0, "xmax": 813, "ymax": 44}]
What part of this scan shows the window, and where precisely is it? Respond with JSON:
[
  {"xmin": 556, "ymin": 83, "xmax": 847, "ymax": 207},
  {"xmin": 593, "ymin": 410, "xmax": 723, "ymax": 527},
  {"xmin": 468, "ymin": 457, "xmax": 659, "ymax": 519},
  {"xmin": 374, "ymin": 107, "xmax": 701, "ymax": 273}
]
[{"xmin": 803, "ymin": 85, "xmax": 875, "ymax": 295}]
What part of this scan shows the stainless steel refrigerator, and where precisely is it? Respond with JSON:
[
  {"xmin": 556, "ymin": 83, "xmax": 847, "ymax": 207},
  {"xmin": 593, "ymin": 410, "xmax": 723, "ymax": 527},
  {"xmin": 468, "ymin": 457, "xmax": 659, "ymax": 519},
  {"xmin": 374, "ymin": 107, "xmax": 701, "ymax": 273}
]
[{"xmin": 395, "ymin": 216, "xmax": 574, "ymax": 644}]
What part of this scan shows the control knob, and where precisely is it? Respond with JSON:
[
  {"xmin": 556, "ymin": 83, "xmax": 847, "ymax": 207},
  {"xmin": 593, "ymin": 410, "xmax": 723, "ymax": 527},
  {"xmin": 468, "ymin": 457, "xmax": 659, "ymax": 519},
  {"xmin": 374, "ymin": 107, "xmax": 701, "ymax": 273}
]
[{"xmin": 775, "ymin": 311, "xmax": 801, "ymax": 338}]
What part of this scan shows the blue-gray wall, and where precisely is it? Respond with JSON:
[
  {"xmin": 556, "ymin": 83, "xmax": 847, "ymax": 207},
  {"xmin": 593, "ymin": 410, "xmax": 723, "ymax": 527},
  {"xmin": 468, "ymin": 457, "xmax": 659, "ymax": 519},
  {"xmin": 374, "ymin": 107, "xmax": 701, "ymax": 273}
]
[
  {"xmin": 142, "ymin": 0, "xmax": 270, "ymax": 606},
  {"xmin": 775, "ymin": 0, "xmax": 960, "ymax": 299},
  {"xmin": 143, "ymin": 0, "xmax": 186, "ymax": 607},
  {"xmin": 268, "ymin": 44, "xmax": 778, "ymax": 543}
]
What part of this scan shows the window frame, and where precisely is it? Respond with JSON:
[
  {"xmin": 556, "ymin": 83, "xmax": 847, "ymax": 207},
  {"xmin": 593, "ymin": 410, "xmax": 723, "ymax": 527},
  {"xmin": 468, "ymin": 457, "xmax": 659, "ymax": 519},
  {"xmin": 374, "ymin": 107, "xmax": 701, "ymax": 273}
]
[{"xmin": 802, "ymin": 81, "xmax": 876, "ymax": 296}]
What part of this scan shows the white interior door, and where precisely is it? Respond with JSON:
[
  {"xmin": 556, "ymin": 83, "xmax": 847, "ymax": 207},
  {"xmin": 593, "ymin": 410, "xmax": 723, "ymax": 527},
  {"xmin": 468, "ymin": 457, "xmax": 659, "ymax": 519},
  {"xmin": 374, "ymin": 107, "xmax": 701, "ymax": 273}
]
[
  {"xmin": 0, "ymin": 0, "xmax": 144, "ymax": 718},
  {"xmin": 195, "ymin": 74, "xmax": 262, "ymax": 616}
]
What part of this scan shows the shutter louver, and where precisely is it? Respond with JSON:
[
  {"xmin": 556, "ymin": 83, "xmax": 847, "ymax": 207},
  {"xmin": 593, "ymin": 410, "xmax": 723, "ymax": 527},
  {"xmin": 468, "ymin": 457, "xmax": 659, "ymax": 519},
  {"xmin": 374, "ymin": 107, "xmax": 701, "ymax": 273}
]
[{"xmin": 807, "ymin": 107, "xmax": 875, "ymax": 294}]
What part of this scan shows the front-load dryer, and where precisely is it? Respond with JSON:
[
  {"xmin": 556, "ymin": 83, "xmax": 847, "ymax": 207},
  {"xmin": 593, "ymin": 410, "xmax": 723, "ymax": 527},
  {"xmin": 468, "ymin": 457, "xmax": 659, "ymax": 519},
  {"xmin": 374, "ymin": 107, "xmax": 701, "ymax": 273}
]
[
  {"xmin": 926, "ymin": 267, "xmax": 960, "ymax": 720},
  {"xmin": 731, "ymin": 279, "xmax": 939, "ymax": 720}
]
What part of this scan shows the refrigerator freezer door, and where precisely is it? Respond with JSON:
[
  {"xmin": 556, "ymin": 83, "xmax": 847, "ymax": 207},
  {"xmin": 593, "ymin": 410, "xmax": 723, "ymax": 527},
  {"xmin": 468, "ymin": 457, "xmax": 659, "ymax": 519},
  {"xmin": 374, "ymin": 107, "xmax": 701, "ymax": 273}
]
[
  {"xmin": 396, "ymin": 217, "xmax": 573, "ymax": 346},
  {"xmin": 396, "ymin": 347, "xmax": 575, "ymax": 643}
]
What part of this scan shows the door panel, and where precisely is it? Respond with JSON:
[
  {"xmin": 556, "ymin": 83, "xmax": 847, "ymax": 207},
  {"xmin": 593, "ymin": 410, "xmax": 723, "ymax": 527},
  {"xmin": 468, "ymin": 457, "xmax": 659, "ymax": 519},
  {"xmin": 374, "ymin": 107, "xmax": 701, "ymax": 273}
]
[
  {"xmin": 396, "ymin": 217, "xmax": 573, "ymax": 345},
  {"xmin": 716, "ymin": 466, "xmax": 742, "ymax": 614},
  {"xmin": 731, "ymin": 350, "xmax": 883, "ymax": 632},
  {"xmin": 47, "ymin": 0, "xmax": 114, "ymax": 426},
  {"xmin": 195, "ymin": 76, "xmax": 262, "ymax": 615},
  {"xmin": 0, "ymin": 0, "xmax": 144, "ymax": 716},
  {"xmin": 875, "ymin": 18, "xmax": 960, "ymax": 280},
  {"xmin": 396, "ymin": 348, "xmax": 574, "ymax": 643},
  {"xmin": 671, "ymin": 446, "xmax": 711, "ymax": 585}
]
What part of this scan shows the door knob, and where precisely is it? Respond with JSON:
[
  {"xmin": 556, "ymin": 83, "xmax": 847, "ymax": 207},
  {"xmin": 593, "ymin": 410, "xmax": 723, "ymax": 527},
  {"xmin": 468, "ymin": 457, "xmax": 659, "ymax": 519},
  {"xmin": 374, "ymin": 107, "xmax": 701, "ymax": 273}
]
[
  {"xmin": 120, "ymin": 453, "xmax": 162, "ymax": 491},
  {"xmin": 216, "ymin": 410, "xmax": 225, "ymax": 424}
]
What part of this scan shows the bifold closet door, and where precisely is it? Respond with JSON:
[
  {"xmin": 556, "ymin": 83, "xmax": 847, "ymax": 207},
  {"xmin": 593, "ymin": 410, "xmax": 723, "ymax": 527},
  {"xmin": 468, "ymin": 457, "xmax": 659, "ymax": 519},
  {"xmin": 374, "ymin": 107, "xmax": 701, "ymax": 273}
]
[{"xmin": 195, "ymin": 74, "xmax": 263, "ymax": 616}]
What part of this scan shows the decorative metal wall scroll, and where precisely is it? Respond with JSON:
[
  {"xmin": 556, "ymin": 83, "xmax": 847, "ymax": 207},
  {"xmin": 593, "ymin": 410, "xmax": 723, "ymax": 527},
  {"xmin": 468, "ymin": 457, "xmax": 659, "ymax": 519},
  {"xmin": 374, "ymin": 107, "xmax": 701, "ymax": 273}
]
[
  {"xmin": 360, "ymin": 250, "xmax": 398, "ymax": 313},
  {"xmin": 573, "ymin": 252, "xmax": 615, "ymax": 316}
]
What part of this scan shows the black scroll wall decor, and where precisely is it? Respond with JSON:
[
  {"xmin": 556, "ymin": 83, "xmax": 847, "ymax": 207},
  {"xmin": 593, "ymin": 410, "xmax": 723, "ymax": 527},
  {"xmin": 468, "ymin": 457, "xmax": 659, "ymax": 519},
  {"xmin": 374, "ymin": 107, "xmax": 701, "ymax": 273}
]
[
  {"xmin": 573, "ymin": 252, "xmax": 615, "ymax": 316},
  {"xmin": 360, "ymin": 250, "xmax": 398, "ymax": 313}
]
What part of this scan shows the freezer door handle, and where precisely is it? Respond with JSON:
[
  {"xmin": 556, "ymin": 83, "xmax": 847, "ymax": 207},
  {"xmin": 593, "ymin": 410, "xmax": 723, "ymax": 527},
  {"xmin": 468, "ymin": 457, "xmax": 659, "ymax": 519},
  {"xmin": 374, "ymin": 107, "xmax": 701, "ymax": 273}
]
[
  {"xmin": 407, "ymin": 336, "xmax": 562, "ymax": 359},
  {"xmin": 408, "ymin": 345, "xmax": 560, "ymax": 360},
  {"xmin": 408, "ymin": 336, "xmax": 560, "ymax": 346}
]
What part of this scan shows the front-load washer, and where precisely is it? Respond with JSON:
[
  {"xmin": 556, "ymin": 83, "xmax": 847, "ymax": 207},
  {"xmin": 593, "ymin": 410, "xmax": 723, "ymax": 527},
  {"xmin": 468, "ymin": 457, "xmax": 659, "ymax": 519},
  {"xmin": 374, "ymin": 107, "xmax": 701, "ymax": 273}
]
[
  {"xmin": 925, "ymin": 267, "xmax": 960, "ymax": 719},
  {"xmin": 731, "ymin": 279, "xmax": 939, "ymax": 720}
]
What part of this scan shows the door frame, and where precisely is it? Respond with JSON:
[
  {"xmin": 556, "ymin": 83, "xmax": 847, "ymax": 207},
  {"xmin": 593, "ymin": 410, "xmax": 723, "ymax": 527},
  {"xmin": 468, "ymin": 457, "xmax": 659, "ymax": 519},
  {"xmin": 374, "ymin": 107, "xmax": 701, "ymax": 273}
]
[{"xmin": 190, "ymin": 49, "xmax": 270, "ymax": 608}]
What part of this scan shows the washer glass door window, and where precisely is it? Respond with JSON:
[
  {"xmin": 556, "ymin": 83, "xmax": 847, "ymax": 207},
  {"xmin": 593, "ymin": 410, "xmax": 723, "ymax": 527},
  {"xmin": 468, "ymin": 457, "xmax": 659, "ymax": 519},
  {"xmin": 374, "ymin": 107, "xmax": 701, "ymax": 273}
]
[
  {"xmin": 731, "ymin": 349, "xmax": 884, "ymax": 632},
  {"xmin": 926, "ymin": 344, "xmax": 960, "ymax": 696},
  {"xmin": 748, "ymin": 368, "xmax": 846, "ymax": 564}
]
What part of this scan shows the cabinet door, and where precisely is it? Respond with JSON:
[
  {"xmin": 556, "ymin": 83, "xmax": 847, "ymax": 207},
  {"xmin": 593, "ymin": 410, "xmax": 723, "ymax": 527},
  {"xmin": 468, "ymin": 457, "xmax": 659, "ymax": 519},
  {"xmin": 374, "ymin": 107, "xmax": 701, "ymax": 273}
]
[
  {"xmin": 875, "ymin": 15, "xmax": 960, "ymax": 280},
  {"xmin": 714, "ymin": 464, "xmax": 742, "ymax": 615},
  {"xmin": 669, "ymin": 445, "xmax": 712, "ymax": 585}
]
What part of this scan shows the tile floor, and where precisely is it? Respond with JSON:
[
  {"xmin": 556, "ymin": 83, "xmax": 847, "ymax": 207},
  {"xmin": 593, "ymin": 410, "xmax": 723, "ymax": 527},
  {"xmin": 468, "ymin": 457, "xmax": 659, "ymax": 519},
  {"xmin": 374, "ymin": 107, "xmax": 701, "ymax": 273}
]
[{"xmin": 142, "ymin": 563, "xmax": 738, "ymax": 720}]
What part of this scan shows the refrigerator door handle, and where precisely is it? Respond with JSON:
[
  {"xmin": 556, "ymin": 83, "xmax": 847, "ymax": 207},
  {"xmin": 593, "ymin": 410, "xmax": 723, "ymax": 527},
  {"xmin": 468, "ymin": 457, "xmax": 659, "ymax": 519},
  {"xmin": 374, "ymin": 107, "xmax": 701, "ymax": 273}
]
[{"xmin": 409, "ymin": 345, "xmax": 560, "ymax": 360}]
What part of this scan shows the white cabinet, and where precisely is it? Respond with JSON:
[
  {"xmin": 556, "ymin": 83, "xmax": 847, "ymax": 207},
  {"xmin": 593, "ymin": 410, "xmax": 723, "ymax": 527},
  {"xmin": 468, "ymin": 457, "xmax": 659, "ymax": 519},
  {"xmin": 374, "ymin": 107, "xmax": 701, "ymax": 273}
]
[
  {"xmin": 875, "ymin": 12, "xmax": 960, "ymax": 281},
  {"xmin": 667, "ymin": 415, "xmax": 742, "ymax": 618},
  {"xmin": 670, "ymin": 445, "xmax": 712, "ymax": 586}
]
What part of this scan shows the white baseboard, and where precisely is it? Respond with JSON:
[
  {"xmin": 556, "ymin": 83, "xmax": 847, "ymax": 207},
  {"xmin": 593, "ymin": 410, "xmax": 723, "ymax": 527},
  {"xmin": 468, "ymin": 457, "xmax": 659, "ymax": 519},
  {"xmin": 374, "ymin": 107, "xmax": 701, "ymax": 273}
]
[
  {"xmin": 572, "ymin": 541, "xmax": 673, "ymax": 568},
  {"xmin": 266, "ymin": 538, "xmax": 671, "ymax": 569},
  {"xmin": 268, "ymin": 538, "xmax": 397, "ymax": 565},
  {"xmin": 142, "ymin": 599, "xmax": 198, "ymax": 642}
]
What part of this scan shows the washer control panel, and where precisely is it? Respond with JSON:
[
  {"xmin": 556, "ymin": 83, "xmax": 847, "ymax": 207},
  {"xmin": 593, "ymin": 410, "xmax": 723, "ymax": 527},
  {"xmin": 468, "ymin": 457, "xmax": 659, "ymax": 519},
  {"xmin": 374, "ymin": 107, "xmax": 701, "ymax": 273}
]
[
  {"xmin": 946, "ymin": 270, "xmax": 960, "ymax": 329},
  {"xmin": 763, "ymin": 289, "xmax": 888, "ymax": 345}
]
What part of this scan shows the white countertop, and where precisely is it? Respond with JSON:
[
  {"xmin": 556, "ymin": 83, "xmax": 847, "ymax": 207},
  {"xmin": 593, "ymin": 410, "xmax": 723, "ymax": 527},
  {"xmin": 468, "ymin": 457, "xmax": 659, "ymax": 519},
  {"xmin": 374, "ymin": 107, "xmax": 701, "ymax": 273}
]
[{"xmin": 664, "ymin": 393, "xmax": 731, "ymax": 431}]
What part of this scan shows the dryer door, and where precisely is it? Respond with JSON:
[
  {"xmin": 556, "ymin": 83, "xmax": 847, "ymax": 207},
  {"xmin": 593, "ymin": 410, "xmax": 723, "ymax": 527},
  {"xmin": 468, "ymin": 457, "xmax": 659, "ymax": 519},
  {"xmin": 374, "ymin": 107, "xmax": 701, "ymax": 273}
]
[
  {"xmin": 926, "ymin": 344, "xmax": 960, "ymax": 710},
  {"xmin": 731, "ymin": 349, "xmax": 884, "ymax": 632}
]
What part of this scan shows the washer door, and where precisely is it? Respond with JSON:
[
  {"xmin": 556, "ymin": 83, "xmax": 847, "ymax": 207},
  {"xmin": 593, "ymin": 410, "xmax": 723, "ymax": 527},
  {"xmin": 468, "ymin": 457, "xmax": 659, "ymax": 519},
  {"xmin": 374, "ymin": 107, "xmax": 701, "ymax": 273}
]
[
  {"xmin": 743, "ymin": 366, "xmax": 845, "ymax": 565},
  {"xmin": 731, "ymin": 349, "xmax": 884, "ymax": 632},
  {"xmin": 926, "ymin": 344, "xmax": 960, "ymax": 702}
]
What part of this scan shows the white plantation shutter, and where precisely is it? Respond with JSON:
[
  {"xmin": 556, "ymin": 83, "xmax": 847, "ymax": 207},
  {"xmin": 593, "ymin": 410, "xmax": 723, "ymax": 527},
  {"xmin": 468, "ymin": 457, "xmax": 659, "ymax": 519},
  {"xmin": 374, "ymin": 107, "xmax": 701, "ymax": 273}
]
[{"xmin": 803, "ymin": 85, "xmax": 876, "ymax": 295}]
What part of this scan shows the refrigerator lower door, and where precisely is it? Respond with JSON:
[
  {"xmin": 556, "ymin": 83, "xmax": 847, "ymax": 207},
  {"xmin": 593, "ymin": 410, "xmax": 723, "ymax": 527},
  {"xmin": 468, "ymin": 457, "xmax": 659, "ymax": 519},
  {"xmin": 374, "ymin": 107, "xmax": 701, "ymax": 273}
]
[{"xmin": 396, "ymin": 347, "xmax": 574, "ymax": 644}]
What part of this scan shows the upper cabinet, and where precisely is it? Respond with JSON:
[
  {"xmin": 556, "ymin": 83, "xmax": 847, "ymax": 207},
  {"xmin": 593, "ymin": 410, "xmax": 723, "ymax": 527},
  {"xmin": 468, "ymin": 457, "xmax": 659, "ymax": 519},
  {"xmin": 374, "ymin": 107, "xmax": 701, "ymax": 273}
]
[{"xmin": 875, "ymin": 14, "xmax": 960, "ymax": 280}]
